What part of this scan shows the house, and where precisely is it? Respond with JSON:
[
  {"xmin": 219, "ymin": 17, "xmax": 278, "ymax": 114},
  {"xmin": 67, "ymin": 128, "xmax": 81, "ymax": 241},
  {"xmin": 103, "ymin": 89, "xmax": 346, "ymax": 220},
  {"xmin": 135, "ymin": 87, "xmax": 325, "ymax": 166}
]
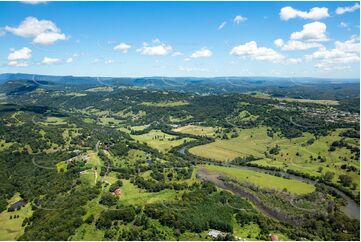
[{"xmin": 208, "ymin": 229, "xmax": 222, "ymax": 238}]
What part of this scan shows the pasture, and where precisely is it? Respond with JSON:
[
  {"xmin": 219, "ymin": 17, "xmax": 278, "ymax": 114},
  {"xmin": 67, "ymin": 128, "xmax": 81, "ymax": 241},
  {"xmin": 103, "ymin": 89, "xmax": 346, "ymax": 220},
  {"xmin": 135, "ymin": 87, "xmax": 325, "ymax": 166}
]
[
  {"xmin": 131, "ymin": 130, "xmax": 193, "ymax": 152},
  {"xmin": 201, "ymin": 165, "xmax": 315, "ymax": 195}
]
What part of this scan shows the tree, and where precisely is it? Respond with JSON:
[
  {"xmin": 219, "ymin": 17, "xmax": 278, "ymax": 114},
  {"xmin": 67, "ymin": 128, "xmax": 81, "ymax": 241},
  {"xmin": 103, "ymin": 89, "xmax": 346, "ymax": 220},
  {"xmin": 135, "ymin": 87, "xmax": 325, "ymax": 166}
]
[
  {"xmin": 339, "ymin": 175, "xmax": 352, "ymax": 187},
  {"xmin": 323, "ymin": 171, "xmax": 334, "ymax": 182}
]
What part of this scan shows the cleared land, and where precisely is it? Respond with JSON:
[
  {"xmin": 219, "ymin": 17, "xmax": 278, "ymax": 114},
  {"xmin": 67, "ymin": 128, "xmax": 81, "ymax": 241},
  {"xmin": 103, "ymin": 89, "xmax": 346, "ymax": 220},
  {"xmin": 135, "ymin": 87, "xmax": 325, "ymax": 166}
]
[
  {"xmin": 201, "ymin": 165, "xmax": 315, "ymax": 195},
  {"xmin": 189, "ymin": 126, "xmax": 272, "ymax": 161},
  {"xmin": 141, "ymin": 101, "xmax": 189, "ymax": 107},
  {"xmin": 249, "ymin": 92, "xmax": 339, "ymax": 105},
  {"xmin": 131, "ymin": 130, "xmax": 193, "ymax": 152},
  {"xmin": 173, "ymin": 125, "xmax": 219, "ymax": 137},
  {"xmin": 0, "ymin": 194, "xmax": 32, "ymax": 240}
]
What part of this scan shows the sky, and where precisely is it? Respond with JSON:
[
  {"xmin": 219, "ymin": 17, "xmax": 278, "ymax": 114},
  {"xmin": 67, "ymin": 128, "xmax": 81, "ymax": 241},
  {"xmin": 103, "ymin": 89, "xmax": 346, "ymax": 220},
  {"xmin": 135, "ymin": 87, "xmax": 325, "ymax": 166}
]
[{"xmin": 0, "ymin": 1, "xmax": 360, "ymax": 78}]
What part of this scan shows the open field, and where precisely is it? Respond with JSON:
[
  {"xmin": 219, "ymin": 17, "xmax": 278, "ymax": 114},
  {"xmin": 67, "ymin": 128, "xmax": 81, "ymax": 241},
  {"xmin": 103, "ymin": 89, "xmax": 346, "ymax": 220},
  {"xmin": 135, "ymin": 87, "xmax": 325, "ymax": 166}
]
[
  {"xmin": 141, "ymin": 101, "xmax": 189, "ymax": 107},
  {"xmin": 131, "ymin": 130, "xmax": 193, "ymax": 152},
  {"xmin": 120, "ymin": 180, "xmax": 181, "ymax": 205},
  {"xmin": 201, "ymin": 165, "xmax": 315, "ymax": 195},
  {"xmin": 0, "ymin": 194, "xmax": 33, "ymax": 240},
  {"xmin": 173, "ymin": 125, "xmax": 219, "ymax": 137},
  {"xmin": 249, "ymin": 92, "xmax": 339, "ymax": 105},
  {"xmin": 189, "ymin": 126, "xmax": 273, "ymax": 161}
]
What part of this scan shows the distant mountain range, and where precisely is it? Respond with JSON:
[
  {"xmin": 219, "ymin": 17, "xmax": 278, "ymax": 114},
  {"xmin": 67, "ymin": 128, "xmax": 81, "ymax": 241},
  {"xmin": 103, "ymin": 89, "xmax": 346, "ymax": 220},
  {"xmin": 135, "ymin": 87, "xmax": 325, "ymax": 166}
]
[{"xmin": 0, "ymin": 73, "xmax": 359, "ymax": 98}]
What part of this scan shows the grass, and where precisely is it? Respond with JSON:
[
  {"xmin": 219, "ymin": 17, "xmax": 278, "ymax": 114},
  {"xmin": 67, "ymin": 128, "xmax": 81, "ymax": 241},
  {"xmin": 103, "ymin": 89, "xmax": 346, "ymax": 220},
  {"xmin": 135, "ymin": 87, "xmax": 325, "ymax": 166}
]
[
  {"xmin": 233, "ymin": 222, "xmax": 261, "ymax": 240},
  {"xmin": 141, "ymin": 101, "xmax": 189, "ymax": 107},
  {"xmin": 120, "ymin": 180, "xmax": 181, "ymax": 205},
  {"xmin": 252, "ymin": 129, "xmax": 360, "ymax": 192},
  {"xmin": 41, "ymin": 116, "xmax": 67, "ymax": 126},
  {"xmin": 249, "ymin": 92, "xmax": 339, "ymax": 105},
  {"xmin": 0, "ymin": 193, "xmax": 33, "ymax": 240},
  {"xmin": 131, "ymin": 130, "xmax": 193, "ymax": 152},
  {"xmin": 0, "ymin": 139, "xmax": 12, "ymax": 152},
  {"xmin": 189, "ymin": 126, "xmax": 272, "ymax": 161},
  {"xmin": 85, "ymin": 86, "xmax": 113, "ymax": 92},
  {"xmin": 201, "ymin": 165, "xmax": 315, "ymax": 195},
  {"xmin": 173, "ymin": 125, "xmax": 219, "ymax": 137}
]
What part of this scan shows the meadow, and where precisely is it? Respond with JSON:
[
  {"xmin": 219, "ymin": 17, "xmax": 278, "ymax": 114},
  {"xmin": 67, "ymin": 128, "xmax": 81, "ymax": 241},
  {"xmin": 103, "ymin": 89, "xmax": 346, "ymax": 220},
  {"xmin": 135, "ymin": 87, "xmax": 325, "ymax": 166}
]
[
  {"xmin": 131, "ymin": 130, "xmax": 193, "ymax": 152},
  {"xmin": 200, "ymin": 165, "xmax": 315, "ymax": 195}
]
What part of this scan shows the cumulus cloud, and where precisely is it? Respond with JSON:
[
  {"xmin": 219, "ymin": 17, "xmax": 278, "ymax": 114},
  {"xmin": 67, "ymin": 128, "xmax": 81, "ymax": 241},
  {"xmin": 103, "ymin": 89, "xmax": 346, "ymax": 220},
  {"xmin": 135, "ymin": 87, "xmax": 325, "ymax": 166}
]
[
  {"xmin": 137, "ymin": 40, "xmax": 172, "ymax": 56},
  {"xmin": 230, "ymin": 41, "xmax": 284, "ymax": 62},
  {"xmin": 287, "ymin": 58, "xmax": 302, "ymax": 64},
  {"xmin": 234, "ymin": 15, "xmax": 247, "ymax": 24},
  {"xmin": 335, "ymin": 35, "xmax": 360, "ymax": 53},
  {"xmin": 113, "ymin": 42, "xmax": 131, "ymax": 53},
  {"xmin": 274, "ymin": 39, "xmax": 284, "ymax": 48},
  {"xmin": 280, "ymin": 6, "xmax": 329, "ymax": 21},
  {"xmin": 218, "ymin": 21, "xmax": 227, "ymax": 30},
  {"xmin": 306, "ymin": 36, "xmax": 360, "ymax": 70},
  {"xmin": 290, "ymin": 21, "xmax": 328, "ymax": 42},
  {"xmin": 274, "ymin": 39, "xmax": 323, "ymax": 51},
  {"xmin": 8, "ymin": 47, "xmax": 32, "ymax": 61},
  {"xmin": 190, "ymin": 48, "xmax": 213, "ymax": 58},
  {"xmin": 8, "ymin": 61, "xmax": 29, "ymax": 67},
  {"xmin": 5, "ymin": 16, "xmax": 67, "ymax": 45},
  {"xmin": 336, "ymin": 3, "xmax": 360, "ymax": 15},
  {"xmin": 42, "ymin": 57, "xmax": 61, "ymax": 65}
]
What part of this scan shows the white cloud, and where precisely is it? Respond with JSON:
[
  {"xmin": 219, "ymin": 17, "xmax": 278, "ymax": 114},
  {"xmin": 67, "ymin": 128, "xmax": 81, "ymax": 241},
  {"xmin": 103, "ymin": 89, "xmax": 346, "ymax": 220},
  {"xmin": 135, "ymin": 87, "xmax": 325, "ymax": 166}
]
[
  {"xmin": 218, "ymin": 21, "xmax": 227, "ymax": 30},
  {"xmin": 335, "ymin": 35, "xmax": 360, "ymax": 53},
  {"xmin": 290, "ymin": 21, "xmax": 328, "ymax": 42},
  {"xmin": 0, "ymin": 31, "xmax": 5, "ymax": 37},
  {"xmin": 274, "ymin": 39, "xmax": 323, "ymax": 51},
  {"xmin": 114, "ymin": 42, "xmax": 131, "ymax": 53},
  {"xmin": 172, "ymin": 51, "xmax": 183, "ymax": 57},
  {"xmin": 8, "ymin": 47, "xmax": 32, "ymax": 61},
  {"xmin": 42, "ymin": 57, "xmax": 61, "ymax": 65},
  {"xmin": 5, "ymin": 16, "xmax": 67, "ymax": 45},
  {"xmin": 234, "ymin": 15, "xmax": 247, "ymax": 24},
  {"xmin": 274, "ymin": 39, "xmax": 284, "ymax": 48},
  {"xmin": 339, "ymin": 22, "xmax": 349, "ymax": 28},
  {"xmin": 136, "ymin": 40, "xmax": 172, "ymax": 56},
  {"xmin": 306, "ymin": 37, "xmax": 360, "ymax": 70},
  {"xmin": 280, "ymin": 6, "xmax": 329, "ymax": 21},
  {"xmin": 32, "ymin": 32, "xmax": 66, "ymax": 45},
  {"xmin": 8, "ymin": 61, "xmax": 29, "ymax": 67},
  {"xmin": 230, "ymin": 41, "xmax": 284, "ymax": 62},
  {"xmin": 287, "ymin": 58, "xmax": 302, "ymax": 64},
  {"xmin": 66, "ymin": 57, "xmax": 73, "ymax": 63},
  {"xmin": 190, "ymin": 48, "xmax": 213, "ymax": 58},
  {"xmin": 336, "ymin": 3, "xmax": 360, "ymax": 15},
  {"xmin": 20, "ymin": 1, "xmax": 47, "ymax": 4}
]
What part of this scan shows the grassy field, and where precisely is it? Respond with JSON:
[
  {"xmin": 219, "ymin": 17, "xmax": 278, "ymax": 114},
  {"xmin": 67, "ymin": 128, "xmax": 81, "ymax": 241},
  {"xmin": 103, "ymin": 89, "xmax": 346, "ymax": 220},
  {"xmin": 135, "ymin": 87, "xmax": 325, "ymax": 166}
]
[
  {"xmin": 131, "ymin": 130, "xmax": 193, "ymax": 152},
  {"xmin": 253, "ymin": 129, "xmax": 360, "ymax": 190},
  {"xmin": 173, "ymin": 125, "xmax": 219, "ymax": 137},
  {"xmin": 120, "ymin": 180, "xmax": 182, "ymax": 205},
  {"xmin": 201, "ymin": 165, "xmax": 315, "ymax": 195},
  {"xmin": 190, "ymin": 126, "xmax": 359, "ymax": 192},
  {"xmin": 189, "ymin": 126, "xmax": 272, "ymax": 161},
  {"xmin": 0, "ymin": 193, "xmax": 33, "ymax": 240},
  {"xmin": 249, "ymin": 92, "xmax": 339, "ymax": 105},
  {"xmin": 141, "ymin": 101, "xmax": 189, "ymax": 107},
  {"xmin": 41, "ymin": 116, "xmax": 67, "ymax": 126}
]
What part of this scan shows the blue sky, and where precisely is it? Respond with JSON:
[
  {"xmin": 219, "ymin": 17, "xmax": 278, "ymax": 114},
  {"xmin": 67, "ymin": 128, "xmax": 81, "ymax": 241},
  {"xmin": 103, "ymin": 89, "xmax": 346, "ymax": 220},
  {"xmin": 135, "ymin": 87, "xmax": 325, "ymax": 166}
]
[{"xmin": 0, "ymin": 1, "xmax": 359, "ymax": 78}]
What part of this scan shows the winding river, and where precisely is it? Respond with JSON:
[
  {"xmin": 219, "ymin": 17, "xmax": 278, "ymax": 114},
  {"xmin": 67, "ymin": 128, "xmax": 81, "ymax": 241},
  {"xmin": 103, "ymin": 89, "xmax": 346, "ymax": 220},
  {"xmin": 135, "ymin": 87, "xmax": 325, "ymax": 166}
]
[{"xmin": 178, "ymin": 146, "xmax": 360, "ymax": 220}]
